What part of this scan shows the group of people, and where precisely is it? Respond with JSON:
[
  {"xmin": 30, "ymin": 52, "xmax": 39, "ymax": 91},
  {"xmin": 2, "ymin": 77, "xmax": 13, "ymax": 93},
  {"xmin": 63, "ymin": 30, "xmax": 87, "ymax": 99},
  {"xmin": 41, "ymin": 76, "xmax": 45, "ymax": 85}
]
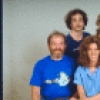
[{"xmin": 29, "ymin": 8, "xmax": 100, "ymax": 100}]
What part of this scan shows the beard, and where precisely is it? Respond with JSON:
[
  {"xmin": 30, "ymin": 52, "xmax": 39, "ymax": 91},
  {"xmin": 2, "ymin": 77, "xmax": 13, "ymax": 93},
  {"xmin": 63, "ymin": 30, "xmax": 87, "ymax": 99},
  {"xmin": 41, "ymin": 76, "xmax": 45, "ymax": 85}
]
[{"xmin": 50, "ymin": 49, "xmax": 65, "ymax": 60}]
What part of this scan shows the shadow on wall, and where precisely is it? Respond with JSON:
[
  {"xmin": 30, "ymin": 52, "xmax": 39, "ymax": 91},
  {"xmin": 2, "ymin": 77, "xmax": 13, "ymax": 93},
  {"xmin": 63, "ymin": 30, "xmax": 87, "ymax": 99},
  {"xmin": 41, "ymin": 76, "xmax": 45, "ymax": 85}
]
[
  {"xmin": 4, "ymin": 83, "xmax": 12, "ymax": 100},
  {"xmin": 11, "ymin": 89, "xmax": 23, "ymax": 100},
  {"xmin": 11, "ymin": 43, "xmax": 48, "ymax": 100},
  {"xmin": 24, "ymin": 43, "xmax": 48, "ymax": 69}
]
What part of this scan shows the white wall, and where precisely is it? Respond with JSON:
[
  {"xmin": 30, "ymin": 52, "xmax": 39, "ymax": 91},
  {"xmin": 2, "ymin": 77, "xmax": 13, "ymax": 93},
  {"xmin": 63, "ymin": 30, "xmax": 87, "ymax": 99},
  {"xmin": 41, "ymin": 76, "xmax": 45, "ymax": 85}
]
[{"xmin": 3, "ymin": 0, "xmax": 100, "ymax": 100}]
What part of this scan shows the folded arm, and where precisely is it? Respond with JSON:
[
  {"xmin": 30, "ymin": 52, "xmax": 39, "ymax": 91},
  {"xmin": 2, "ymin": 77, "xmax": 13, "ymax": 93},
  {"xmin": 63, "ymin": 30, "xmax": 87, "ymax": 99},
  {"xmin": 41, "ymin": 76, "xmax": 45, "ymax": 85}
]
[{"xmin": 77, "ymin": 85, "xmax": 100, "ymax": 100}]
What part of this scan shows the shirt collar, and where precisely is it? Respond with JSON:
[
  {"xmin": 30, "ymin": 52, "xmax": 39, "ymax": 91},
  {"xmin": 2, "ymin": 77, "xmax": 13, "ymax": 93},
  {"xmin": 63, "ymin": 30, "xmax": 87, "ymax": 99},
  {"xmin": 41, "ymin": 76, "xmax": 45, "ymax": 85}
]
[{"xmin": 85, "ymin": 66, "xmax": 100, "ymax": 77}]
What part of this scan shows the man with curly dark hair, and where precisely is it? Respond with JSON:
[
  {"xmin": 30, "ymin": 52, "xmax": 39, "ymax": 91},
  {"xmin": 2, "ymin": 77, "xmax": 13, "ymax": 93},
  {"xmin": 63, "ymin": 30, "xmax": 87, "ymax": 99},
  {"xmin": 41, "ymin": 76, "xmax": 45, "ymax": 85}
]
[
  {"xmin": 64, "ymin": 8, "xmax": 90, "ymax": 98},
  {"xmin": 64, "ymin": 8, "xmax": 90, "ymax": 63},
  {"xmin": 74, "ymin": 36, "xmax": 100, "ymax": 100}
]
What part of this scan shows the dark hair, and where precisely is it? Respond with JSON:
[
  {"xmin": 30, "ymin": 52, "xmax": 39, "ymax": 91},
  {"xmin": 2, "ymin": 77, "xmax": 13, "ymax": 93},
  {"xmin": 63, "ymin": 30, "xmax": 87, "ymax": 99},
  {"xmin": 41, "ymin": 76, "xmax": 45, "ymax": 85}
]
[
  {"xmin": 96, "ymin": 28, "xmax": 100, "ymax": 38},
  {"xmin": 96, "ymin": 14, "xmax": 100, "ymax": 26},
  {"xmin": 64, "ymin": 8, "xmax": 88, "ymax": 30},
  {"xmin": 47, "ymin": 30, "xmax": 67, "ymax": 44},
  {"xmin": 78, "ymin": 36, "xmax": 100, "ymax": 67}
]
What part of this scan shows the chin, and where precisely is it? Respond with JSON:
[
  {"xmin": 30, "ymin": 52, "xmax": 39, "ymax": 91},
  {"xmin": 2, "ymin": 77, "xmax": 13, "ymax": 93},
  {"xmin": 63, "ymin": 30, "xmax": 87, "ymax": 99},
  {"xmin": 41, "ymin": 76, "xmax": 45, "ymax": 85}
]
[
  {"xmin": 54, "ymin": 53, "xmax": 62, "ymax": 56},
  {"xmin": 54, "ymin": 51, "xmax": 62, "ymax": 54},
  {"xmin": 75, "ymin": 29, "xmax": 83, "ymax": 31},
  {"xmin": 54, "ymin": 53, "xmax": 63, "ymax": 56},
  {"xmin": 90, "ymin": 59, "xmax": 98, "ymax": 62}
]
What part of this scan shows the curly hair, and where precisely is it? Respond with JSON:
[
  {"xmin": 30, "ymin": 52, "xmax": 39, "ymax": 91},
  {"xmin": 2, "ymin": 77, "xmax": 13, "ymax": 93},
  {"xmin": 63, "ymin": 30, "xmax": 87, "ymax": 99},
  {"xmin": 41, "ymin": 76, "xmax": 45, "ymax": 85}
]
[
  {"xmin": 96, "ymin": 14, "xmax": 100, "ymax": 26},
  {"xmin": 78, "ymin": 36, "xmax": 100, "ymax": 67},
  {"xmin": 96, "ymin": 28, "xmax": 100, "ymax": 38},
  {"xmin": 64, "ymin": 8, "xmax": 88, "ymax": 30}
]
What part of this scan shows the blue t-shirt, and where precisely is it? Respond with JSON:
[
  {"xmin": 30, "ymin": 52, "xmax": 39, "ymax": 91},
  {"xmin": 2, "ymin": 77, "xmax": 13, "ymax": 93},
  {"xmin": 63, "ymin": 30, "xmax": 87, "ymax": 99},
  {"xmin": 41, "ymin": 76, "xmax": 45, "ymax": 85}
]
[
  {"xmin": 30, "ymin": 55, "xmax": 75, "ymax": 99},
  {"xmin": 74, "ymin": 66, "xmax": 100, "ymax": 97},
  {"xmin": 65, "ymin": 31, "xmax": 90, "ymax": 62}
]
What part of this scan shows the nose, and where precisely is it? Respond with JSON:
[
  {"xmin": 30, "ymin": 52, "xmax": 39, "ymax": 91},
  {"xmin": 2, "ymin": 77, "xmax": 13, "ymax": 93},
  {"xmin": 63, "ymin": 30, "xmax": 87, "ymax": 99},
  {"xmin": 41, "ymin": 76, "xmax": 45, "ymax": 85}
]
[
  {"xmin": 56, "ymin": 45, "xmax": 60, "ymax": 49},
  {"xmin": 91, "ymin": 50, "xmax": 96, "ymax": 54},
  {"xmin": 55, "ymin": 44, "xmax": 61, "ymax": 49},
  {"xmin": 76, "ymin": 21, "xmax": 81, "ymax": 25}
]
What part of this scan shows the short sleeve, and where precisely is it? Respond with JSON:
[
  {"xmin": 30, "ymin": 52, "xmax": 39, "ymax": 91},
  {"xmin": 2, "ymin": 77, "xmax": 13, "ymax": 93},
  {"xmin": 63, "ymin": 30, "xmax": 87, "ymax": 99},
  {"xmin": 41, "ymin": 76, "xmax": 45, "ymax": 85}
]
[
  {"xmin": 29, "ymin": 61, "xmax": 42, "ymax": 87},
  {"xmin": 73, "ymin": 66, "xmax": 83, "ymax": 86}
]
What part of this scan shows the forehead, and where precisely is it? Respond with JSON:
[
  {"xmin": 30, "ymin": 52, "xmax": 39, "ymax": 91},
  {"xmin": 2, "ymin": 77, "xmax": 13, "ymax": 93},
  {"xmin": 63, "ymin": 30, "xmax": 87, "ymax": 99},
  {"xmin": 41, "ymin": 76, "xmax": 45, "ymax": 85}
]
[
  {"xmin": 50, "ymin": 35, "xmax": 65, "ymax": 42},
  {"xmin": 71, "ymin": 13, "xmax": 83, "ymax": 18},
  {"xmin": 88, "ymin": 43, "xmax": 98, "ymax": 48}
]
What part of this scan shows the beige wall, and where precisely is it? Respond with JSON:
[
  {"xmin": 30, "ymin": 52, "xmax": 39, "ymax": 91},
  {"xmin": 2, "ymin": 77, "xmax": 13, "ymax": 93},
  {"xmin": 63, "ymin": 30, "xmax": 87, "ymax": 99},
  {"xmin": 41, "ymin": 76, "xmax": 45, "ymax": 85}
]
[{"xmin": 3, "ymin": 0, "xmax": 100, "ymax": 100}]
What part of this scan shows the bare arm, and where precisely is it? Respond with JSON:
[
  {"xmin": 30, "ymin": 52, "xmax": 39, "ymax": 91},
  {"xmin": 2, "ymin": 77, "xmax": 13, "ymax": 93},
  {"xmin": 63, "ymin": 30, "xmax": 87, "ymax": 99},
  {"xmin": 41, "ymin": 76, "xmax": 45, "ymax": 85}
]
[
  {"xmin": 31, "ymin": 86, "xmax": 40, "ymax": 100},
  {"xmin": 86, "ymin": 94, "xmax": 100, "ymax": 100},
  {"xmin": 69, "ymin": 92, "xmax": 79, "ymax": 100},
  {"xmin": 77, "ymin": 85, "xmax": 100, "ymax": 100},
  {"xmin": 77, "ymin": 85, "xmax": 87, "ymax": 100}
]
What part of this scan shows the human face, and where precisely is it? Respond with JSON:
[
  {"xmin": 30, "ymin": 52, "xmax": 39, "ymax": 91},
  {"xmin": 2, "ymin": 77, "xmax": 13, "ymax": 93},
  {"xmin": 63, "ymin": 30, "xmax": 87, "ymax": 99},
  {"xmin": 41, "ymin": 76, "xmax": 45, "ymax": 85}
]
[
  {"xmin": 70, "ymin": 13, "xmax": 84, "ymax": 31},
  {"xmin": 87, "ymin": 43, "xmax": 100, "ymax": 63},
  {"xmin": 48, "ymin": 36, "xmax": 66, "ymax": 60}
]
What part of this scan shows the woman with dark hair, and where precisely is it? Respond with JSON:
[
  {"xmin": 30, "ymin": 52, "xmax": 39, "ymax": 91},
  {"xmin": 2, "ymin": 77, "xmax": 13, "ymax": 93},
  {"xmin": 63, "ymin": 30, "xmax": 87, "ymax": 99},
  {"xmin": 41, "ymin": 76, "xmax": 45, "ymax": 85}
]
[{"xmin": 74, "ymin": 36, "xmax": 100, "ymax": 100}]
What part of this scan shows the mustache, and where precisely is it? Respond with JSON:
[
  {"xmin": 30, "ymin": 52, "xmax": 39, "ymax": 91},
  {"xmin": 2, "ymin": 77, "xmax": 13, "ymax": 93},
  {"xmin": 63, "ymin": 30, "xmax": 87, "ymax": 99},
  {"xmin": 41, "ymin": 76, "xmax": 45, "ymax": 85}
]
[
  {"xmin": 76, "ymin": 25, "xmax": 81, "ymax": 27},
  {"xmin": 53, "ymin": 49, "xmax": 63, "ymax": 52}
]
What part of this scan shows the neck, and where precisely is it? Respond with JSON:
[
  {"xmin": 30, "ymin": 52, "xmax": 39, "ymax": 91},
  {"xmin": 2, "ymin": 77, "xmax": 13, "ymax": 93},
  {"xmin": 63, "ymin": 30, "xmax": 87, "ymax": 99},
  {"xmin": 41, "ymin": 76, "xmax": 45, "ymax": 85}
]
[
  {"xmin": 89, "ymin": 61, "xmax": 97, "ymax": 73},
  {"xmin": 70, "ymin": 30, "xmax": 83, "ymax": 41},
  {"xmin": 89, "ymin": 61, "xmax": 97, "ymax": 68},
  {"xmin": 51, "ymin": 54, "xmax": 63, "ymax": 60}
]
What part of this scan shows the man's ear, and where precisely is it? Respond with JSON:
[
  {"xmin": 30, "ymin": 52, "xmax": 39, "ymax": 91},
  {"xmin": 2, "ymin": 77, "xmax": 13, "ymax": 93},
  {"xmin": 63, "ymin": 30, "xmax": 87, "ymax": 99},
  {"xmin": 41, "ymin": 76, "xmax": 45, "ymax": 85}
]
[{"xmin": 65, "ymin": 44, "xmax": 67, "ymax": 48}]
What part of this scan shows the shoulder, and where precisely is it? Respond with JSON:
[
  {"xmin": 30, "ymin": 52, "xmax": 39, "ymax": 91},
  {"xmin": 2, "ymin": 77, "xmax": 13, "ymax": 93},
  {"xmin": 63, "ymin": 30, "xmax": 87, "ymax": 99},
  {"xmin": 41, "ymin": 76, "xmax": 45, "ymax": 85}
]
[
  {"xmin": 35, "ymin": 55, "xmax": 50, "ymax": 68},
  {"xmin": 74, "ymin": 66, "xmax": 85, "ymax": 78},
  {"xmin": 66, "ymin": 33, "xmax": 71, "ymax": 39},
  {"xmin": 63, "ymin": 55, "xmax": 75, "ymax": 66},
  {"xmin": 76, "ymin": 65, "xmax": 83, "ymax": 70},
  {"xmin": 83, "ymin": 31, "xmax": 91, "ymax": 37},
  {"xmin": 66, "ymin": 33, "xmax": 74, "ymax": 44},
  {"xmin": 97, "ymin": 66, "xmax": 100, "ymax": 73},
  {"xmin": 64, "ymin": 55, "xmax": 74, "ymax": 62},
  {"xmin": 38, "ymin": 55, "xmax": 50, "ymax": 62},
  {"xmin": 75, "ymin": 65, "xmax": 85, "ymax": 73}
]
